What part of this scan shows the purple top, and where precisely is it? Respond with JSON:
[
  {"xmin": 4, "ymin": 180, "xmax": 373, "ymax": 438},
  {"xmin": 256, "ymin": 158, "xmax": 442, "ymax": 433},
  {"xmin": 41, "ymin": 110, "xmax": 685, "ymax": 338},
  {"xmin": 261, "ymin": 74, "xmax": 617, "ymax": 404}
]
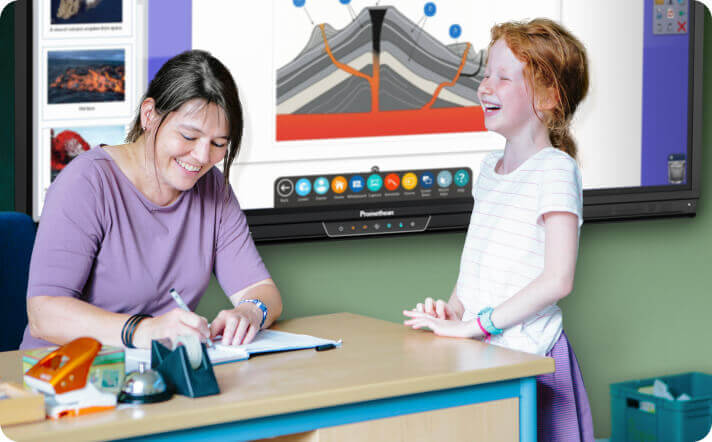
[{"xmin": 20, "ymin": 147, "xmax": 270, "ymax": 349}]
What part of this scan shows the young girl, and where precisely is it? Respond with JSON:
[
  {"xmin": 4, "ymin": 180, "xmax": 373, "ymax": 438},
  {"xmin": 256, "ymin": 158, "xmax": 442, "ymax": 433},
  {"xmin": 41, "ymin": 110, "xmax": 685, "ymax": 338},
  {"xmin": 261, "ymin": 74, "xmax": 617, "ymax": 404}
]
[{"xmin": 403, "ymin": 19, "xmax": 594, "ymax": 441}]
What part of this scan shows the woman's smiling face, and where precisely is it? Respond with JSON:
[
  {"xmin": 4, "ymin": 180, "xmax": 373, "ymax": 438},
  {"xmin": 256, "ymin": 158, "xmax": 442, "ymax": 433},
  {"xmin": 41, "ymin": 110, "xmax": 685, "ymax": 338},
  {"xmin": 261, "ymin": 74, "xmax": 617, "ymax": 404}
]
[{"xmin": 149, "ymin": 99, "xmax": 229, "ymax": 197}]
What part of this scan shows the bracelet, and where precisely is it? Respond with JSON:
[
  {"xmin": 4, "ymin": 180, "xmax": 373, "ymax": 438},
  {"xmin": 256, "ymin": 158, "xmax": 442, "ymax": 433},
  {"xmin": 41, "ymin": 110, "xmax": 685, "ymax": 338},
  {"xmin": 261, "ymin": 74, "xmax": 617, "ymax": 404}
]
[
  {"xmin": 477, "ymin": 307, "xmax": 503, "ymax": 336},
  {"xmin": 121, "ymin": 314, "xmax": 152, "ymax": 348},
  {"xmin": 476, "ymin": 317, "xmax": 492, "ymax": 338},
  {"xmin": 238, "ymin": 299, "xmax": 268, "ymax": 329},
  {"xmin": 127, "ymin": 315, "xmax": 151, "ymax": 348},
  {"xmin": 121, "ymin": 315, "xmax": 140, "ymax": 347}
]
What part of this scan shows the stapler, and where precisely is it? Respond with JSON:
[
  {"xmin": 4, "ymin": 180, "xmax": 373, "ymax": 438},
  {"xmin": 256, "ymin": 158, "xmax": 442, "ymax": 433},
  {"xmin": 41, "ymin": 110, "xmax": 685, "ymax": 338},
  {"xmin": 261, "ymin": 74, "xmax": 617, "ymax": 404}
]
[{"xmin": 24, "ymin": 337, "xmax": 117, "ymax": 419}]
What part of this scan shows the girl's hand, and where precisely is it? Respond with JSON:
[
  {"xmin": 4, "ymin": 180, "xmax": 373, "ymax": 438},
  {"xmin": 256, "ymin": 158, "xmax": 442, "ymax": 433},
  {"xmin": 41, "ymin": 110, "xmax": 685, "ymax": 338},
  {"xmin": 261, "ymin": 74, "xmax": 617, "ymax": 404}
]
[
  {"xmin": 210, "ymin": 303, "xmax": 263, "ymax": 346},
  {"xmin": 134, "ymin": 308, "xmax": 210, "ymax": 348},
  {"xmin": 403, "ymin": 310, "xmax": 480, "ymax": 338},
  {"xmin": 413, "ymin": 297, "xmax": 457, "ymax": 320}
]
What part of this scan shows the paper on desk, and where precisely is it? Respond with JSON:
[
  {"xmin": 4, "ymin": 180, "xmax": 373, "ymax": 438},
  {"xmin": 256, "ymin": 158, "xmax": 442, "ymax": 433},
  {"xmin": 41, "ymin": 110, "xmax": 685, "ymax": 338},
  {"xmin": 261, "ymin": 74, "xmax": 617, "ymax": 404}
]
[
  {"xmin": 124, "ymin": 330, "xmax": 340, "ymax": 373},
  {"xmin": 232, "ymin": 329, "xmax": 338, "ymax": 354}
]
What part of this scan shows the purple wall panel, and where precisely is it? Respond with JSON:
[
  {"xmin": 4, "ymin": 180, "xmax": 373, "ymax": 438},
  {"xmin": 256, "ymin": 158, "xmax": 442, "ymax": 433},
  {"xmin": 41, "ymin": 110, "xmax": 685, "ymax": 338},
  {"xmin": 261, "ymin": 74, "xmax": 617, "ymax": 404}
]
[
  {"xmin": 641, "ymin": 1, "xmax": 690, "ymax": 186},
  {"xmin": 148, "ymin": 0, "xmax": 192, "ymax": 83}
]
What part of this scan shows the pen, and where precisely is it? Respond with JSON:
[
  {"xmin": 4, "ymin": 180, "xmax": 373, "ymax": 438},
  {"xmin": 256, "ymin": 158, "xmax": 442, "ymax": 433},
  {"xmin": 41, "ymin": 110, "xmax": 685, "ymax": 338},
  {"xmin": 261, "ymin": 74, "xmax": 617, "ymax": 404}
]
[
  {"xmin": 315, "ymin": 340, "xmax": 342, "ymax": 352},
  {"xmin": 169, "ymin": 288, "xmax": 214, "ymax": 349}
]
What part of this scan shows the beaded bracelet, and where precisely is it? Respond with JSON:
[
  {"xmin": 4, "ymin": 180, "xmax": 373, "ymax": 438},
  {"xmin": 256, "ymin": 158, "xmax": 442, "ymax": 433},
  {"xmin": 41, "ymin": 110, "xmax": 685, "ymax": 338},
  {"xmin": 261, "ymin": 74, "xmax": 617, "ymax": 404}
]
[
  {"xmin": 121, "ymin": 314, "xmax": 152, "ymax": 348},
  {"xmin": 477, "ymin": 307, "xmax": 503, "ymax": 336},
  {"xmin": 476, "ymin": 316, "xmax": 492, "ymax": 338},
  {"xmin": 238, "ymin": 299, "xmax": 268, "ymax": 329}
]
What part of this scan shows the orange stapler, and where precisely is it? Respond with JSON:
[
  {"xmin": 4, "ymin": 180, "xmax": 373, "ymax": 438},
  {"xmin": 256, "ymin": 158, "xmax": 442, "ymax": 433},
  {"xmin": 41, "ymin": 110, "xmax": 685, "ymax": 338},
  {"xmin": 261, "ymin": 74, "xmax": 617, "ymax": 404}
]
[{"xmin": 24, "ymin": 337, "xmax": 117, "ymax": 419}]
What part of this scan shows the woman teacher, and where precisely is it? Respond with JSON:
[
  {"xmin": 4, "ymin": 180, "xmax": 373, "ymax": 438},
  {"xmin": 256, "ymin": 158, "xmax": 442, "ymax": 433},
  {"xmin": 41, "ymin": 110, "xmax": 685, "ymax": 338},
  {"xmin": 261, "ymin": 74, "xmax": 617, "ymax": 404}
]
[{"xmin": 21, "ymin": 50, "xmax": 282, "ymax": 349}]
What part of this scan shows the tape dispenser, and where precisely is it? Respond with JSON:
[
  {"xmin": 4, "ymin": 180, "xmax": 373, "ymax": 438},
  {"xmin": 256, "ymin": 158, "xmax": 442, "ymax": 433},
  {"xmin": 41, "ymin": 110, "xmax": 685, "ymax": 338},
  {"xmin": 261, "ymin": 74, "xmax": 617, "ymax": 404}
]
[
  {"xmin": 151, "ymin": 335, "xmax": 220, "ymax": 398},
  {"xmin": 24, "ymin": 337, "xmax": 117, "ymax": 419}
]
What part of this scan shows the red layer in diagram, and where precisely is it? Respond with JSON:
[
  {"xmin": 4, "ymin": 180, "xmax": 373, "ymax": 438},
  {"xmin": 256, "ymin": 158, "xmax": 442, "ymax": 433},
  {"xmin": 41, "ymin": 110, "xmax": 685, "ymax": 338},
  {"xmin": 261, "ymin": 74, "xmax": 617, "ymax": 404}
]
[{"xmin": 277, "ymin": 106, "xmax": 485, "ymax": 141}]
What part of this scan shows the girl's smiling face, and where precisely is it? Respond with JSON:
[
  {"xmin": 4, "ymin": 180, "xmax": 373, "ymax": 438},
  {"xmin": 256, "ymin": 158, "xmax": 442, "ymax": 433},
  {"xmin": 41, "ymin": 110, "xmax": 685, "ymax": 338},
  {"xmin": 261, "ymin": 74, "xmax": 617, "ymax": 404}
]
[
  {"xmin": 147, "ymin": 99, "xmax": 229, "ymax": 199},
  {"xmin": 477, "ymin": 39, "xmax": 539, "ymax": 140}
]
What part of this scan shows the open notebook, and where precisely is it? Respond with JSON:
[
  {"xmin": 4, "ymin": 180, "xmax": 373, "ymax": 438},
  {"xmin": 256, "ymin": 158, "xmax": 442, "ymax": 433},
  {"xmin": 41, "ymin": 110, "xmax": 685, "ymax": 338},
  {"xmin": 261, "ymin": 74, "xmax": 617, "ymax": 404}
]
[{"xmin": 124, "ymin": 330, "xmax": 340, "ymax": 372}]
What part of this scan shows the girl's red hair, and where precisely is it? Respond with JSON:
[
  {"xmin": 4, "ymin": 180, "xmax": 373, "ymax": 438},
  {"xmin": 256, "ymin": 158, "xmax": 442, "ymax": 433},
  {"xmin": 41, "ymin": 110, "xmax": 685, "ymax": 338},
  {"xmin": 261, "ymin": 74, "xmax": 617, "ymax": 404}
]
[{"xmin": 490, "ymin": 19, "xmax": 589, "ymax": 159}]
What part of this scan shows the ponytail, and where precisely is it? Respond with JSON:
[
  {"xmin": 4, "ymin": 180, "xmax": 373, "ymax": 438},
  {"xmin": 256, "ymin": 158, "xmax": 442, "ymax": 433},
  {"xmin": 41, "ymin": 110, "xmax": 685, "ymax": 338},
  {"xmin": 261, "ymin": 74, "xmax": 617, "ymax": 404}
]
[{"xmin": 549, "ymin": 124, "xmax": 576, "ymax": 159}]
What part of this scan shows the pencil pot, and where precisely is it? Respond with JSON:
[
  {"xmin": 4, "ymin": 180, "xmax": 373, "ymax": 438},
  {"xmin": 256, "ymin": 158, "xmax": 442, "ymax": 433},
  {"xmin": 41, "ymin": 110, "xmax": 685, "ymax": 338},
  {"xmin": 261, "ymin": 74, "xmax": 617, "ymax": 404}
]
[{"xmin": 610, "ymin": 372, "xmax": 712, "ymax": 442}]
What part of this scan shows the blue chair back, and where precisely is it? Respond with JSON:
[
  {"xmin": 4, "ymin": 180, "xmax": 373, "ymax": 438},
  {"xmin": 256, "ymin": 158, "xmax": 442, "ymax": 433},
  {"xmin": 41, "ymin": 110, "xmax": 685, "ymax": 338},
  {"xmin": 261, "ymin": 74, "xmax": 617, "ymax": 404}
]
[{"xmin": 0, "ymin": 212, "xmax": 35, "ymax": 351}]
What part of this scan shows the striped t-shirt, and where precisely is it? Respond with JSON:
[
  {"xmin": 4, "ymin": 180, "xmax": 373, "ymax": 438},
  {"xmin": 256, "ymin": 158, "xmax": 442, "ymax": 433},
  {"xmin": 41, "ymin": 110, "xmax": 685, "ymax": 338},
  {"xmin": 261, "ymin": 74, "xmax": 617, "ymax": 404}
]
[{"xmin": 456, "ymin": 147, "xmax": 583, "ymax": 355}]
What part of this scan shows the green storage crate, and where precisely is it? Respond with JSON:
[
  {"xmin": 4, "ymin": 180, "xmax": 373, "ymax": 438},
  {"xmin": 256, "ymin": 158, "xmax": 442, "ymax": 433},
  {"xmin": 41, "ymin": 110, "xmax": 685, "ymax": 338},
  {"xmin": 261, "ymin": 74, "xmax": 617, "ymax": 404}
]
[{"xmin": 611, "ymin": 372, "xmax": 712, "ymax": 442}]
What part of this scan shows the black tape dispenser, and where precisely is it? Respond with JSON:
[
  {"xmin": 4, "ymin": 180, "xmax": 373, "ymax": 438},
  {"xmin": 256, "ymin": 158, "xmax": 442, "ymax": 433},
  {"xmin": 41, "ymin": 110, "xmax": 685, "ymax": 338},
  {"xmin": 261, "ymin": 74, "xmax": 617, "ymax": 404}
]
[{"xmin": 150, "ymin": 335, "xmax": 220, "ymax": 398}]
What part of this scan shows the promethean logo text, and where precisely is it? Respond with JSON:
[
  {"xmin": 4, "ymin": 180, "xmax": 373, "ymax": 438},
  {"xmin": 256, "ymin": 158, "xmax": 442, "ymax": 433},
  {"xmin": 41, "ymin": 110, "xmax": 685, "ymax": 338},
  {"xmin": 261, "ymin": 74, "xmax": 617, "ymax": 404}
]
[{"xmin": 360, "ymin": 210, "xmax": 395, "ymax": 218}]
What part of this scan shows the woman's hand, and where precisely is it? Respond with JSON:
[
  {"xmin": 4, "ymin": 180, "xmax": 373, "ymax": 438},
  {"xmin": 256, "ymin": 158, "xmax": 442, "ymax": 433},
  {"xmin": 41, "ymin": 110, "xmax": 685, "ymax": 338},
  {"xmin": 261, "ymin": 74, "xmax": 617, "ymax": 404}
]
[
  {"xmin": 412, "ymin": 297, "xmax": 458, "ymax": 320},
  {"xmin": 210, "ymin": 303, "xmax": 263, "ymax": 346},
  {"xmin": 403, "ymin": 310, "xmax": 481, "ymax": 339},
  {"xmin": 133, "ymin": 308, "xmax": 210, "ymax": 348}
]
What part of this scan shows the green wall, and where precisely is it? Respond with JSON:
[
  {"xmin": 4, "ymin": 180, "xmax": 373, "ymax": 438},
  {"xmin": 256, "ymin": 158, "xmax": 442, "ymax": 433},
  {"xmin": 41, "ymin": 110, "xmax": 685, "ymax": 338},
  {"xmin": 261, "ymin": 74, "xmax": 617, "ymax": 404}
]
[{"xmin": 197, "ymin": 10, "xmax": 712, "ymax": 439}]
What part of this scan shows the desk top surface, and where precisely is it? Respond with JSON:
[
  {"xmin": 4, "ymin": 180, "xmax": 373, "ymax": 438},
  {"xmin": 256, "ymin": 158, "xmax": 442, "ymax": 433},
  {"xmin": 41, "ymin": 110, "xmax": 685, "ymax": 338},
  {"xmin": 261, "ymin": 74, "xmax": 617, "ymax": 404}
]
[{"xmin": 1, "ymin": 313, "xmax": 553, "ymax": 441}]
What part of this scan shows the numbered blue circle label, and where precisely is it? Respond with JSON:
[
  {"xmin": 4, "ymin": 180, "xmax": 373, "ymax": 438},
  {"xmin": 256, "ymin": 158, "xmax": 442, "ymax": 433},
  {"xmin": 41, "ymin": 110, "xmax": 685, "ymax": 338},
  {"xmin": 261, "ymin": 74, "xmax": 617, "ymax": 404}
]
[
  {"xmin": 424, "ymin": 2, "xmax": 436, "ymax": 17},
  {"xmin": 449, "ymin": 24, "xmax": 462, "ymax": 39},
  {"xmin": 293, "ymin": 0, "xmax": 306, "ymax": 7}
]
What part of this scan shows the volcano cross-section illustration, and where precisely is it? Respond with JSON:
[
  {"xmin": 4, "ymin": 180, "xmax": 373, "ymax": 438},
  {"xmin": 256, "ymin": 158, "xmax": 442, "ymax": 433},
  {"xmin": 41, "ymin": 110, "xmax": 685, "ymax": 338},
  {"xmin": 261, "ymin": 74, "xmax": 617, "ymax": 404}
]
[{"xmin": 276, "ymin": 6, "xmax": 486, "ymax": 141}]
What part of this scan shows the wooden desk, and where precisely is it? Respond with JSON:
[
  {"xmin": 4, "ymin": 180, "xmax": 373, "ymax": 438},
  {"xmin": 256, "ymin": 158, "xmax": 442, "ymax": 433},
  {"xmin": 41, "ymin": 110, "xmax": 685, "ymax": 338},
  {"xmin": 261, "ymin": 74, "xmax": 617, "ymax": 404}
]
[{"xmin": 0, "ymin": 313, "xmax": 553, "ymax": 441}]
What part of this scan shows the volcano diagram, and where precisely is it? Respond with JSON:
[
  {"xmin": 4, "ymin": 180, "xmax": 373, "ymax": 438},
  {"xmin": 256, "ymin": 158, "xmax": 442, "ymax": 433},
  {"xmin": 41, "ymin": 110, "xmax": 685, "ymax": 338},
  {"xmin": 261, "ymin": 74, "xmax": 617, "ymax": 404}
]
[{"xmin": 276, "ymin": 6, "xmax": 486, "ymax": 141}]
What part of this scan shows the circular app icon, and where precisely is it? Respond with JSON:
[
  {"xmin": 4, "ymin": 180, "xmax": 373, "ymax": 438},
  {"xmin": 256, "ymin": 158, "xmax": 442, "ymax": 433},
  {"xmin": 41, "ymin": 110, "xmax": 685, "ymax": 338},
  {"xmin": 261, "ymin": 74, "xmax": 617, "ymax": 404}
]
[
  {"xmin": 437, "ymin": 171, "xmax": 453, "ymax": 188},
  {"xmin": 420, "ymin": 172, "xmax": 434, "ymax": 189},
  {"xmin": 331, "ymin": 176, "xmax": 348, "ymax": 194},
  {"xmin": 384, "ymin": 173, "xmax": 401, "ymax": 191},
  {"xmin": 276, "ymin": 178, "xmax": 294, "ymax": 197},
  {"xmin": 367, "ymin": 174, "xmax": 383, "ymax": 192},
  {"xmin": 314, "ymin": 177, "xmax": 329, "ymax": 195},
  {"xmin": 295, "ymin": 178, "xmax": 312, "ymax": 196},
  {"xmin": 349, "ymin": 175, "xmax": 365, "ymax": 192},
  {"xmin": 454, "ymin": 169, "xmax": 470, "ymax": 187},
  {"xmin": 402, "ymin": 172, "xmax": 418, "ymax": 190}
]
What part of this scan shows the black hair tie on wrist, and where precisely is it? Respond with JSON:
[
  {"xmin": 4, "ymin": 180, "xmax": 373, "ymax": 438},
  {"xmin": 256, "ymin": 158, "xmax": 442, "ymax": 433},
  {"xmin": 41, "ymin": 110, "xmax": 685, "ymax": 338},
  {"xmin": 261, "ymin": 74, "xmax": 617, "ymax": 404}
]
[{"xmin": 121, "ymin": 314, "xmax": 152, "ymax": 348}]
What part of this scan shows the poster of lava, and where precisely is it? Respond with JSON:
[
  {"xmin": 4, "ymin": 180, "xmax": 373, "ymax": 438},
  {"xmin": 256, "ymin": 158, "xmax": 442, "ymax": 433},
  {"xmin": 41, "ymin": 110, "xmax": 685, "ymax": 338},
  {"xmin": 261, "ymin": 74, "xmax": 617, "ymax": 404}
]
[
  {"xmin": 50, "ymin": 125, "xmax": 126, "ymax": 181},
  {"xmin": 50, "ymin": 0, "xmax": 123, "ymax": 25},
  {"xmin": 47, "ymin": 49, "xmax": 125, "ymax": 105}
]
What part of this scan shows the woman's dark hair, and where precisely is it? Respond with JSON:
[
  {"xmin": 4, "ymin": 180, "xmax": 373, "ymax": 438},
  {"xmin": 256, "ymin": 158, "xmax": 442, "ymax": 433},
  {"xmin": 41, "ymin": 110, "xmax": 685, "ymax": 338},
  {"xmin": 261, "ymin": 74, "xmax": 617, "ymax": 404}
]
[{"xmin": 126, "ymin": 50, "xmax": 243, "ymax": 191}]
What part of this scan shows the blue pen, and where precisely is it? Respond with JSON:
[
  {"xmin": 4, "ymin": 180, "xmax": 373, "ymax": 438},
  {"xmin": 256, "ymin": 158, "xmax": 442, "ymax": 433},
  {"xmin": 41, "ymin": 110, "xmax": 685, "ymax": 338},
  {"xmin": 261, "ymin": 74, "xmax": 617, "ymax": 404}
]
[{"xmin": 169, "ymin": 288, "xmax": 214, "ymax": 349}]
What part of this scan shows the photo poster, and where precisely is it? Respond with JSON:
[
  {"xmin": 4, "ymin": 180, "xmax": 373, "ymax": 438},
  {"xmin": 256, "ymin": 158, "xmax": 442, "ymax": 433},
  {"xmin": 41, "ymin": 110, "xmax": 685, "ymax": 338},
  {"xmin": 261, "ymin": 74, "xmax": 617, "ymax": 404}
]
[
  {"xmin": 194, "ymin": 0, "xmax": 561, "ymax": 210},
  {"xmin": 33, "ymin": 0, "xmax": 146, "ymax": 219},
  {"xmin": 50, "ymin": 0, "xmax": 122, "ymax": 25},
  {"xmin": 40, "ymin": 45, "xmax": 133, "ymax": 184},
  {"xmin": 47, "ymin": 48, "xmax": 125, "ymax": 105},
  {"xmin": 50, "ymin": 124, "xmax": 126, "ymax": 181},
  {"xmin": 44, "ymin": 0, "xmax": 132, "ymax": 38}
]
